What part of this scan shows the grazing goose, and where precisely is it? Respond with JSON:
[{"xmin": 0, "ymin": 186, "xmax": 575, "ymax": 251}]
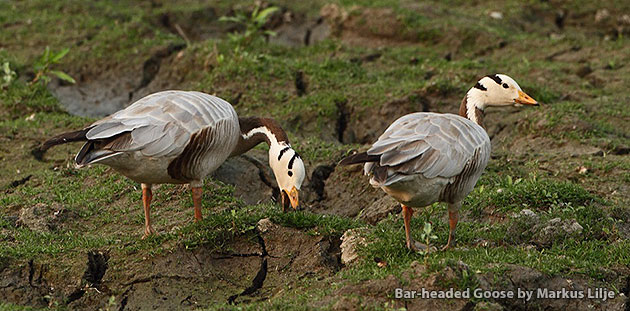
[
  {"xmin": 340, "ymin": 74, "xmax": 538, "ymax": 251},
  {"xmin": 41, "ymin": 90, "xmax": 305, "ymax": 238}
]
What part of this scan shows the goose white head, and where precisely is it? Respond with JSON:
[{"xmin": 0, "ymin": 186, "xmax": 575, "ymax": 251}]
[
  {"xmin": 269, "ymin": 143, "xmax": 306, "ymax": 209},
  {"xmin": 466, "ymin": 74, "xmax": 538, "ymax": 109}
]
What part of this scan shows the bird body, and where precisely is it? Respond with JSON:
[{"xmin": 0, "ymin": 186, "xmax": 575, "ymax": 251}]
[
  {"xmin": 76, "ymin": 91, "xmax": 240, "ymax": 187},
  {"xmin": 341, "ymin": 74, "xmax": 538, "ymax": 251},
  {"xmin": 364, "ymin": 112, "xmax": 491, "ymax": 206},
  {"xmin": 42, "ymin": 90, "xmax": 305, "ymax": 238}
]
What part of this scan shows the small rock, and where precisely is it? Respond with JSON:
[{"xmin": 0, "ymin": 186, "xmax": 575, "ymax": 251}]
[
  {"xmin": 519, "ymin": 209, "xmax": 539, "ymax": 221},
  {"xmin": 256, "ymin": 218, "xmax": 276, "ymax": 233},
  {"xmin": 489, "ymin": 11, "xmax": 503, "ymax": 20},
  {"xmin": 595, "ymin": 9, "xmax": 610, "ymax": 23},
  {"xmin": 340, "ymin": 228, "xmax": 367, "ymax": 265},
  {"xmin": 576, "ymin": 65, "xmax": 592, "ymax": 78},
  {"xmin": 531, "ymin": 218, "xmax": 583, "ymax": 247},
  {"xmin": 576, "ymin": 166, "xmax": 588, "ymax": 174},
  {"xmin": 358, "ymin": 196, "xmax": 400, "ymax": 224},
  {"xmin": 17, "ymin": 203, "xmax": 53, "ymax": 232},
  {"xmin": 562, "ymin": 219, "xmax": 583, "ymax": 234},
  {"xmin": 409, "ymin": 260, "xmax": 427, "ymax": 276}
]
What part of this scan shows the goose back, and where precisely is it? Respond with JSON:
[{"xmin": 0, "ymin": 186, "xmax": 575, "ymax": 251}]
[
  {"xmin": 79, "ymin": 90, "xmax": 240, "ymax": 184},
  {"xmin": 364, "ymin": 112, "xmax": 491, "ymax": 204}
]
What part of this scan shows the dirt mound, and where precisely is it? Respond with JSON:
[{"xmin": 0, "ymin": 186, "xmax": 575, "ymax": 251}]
[
  {"xmin": 0, "ymin": 220, "xmax": 343, "ymax": 310},
  {"xmin": 478, "ymin": 264, "xmax": 628, "ymax": 311},
  {"xmin": 320, "ymin": 4, "xmax": 417, "ymax": 48},
  {"xmin": 0, "ymin": 259, "xmax": 51, "ymax": 308}
]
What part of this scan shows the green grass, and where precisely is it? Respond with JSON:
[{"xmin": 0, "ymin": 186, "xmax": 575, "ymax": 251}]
[
  {"xmin": 2, "ymin": 0, "xmax": 630, "ymax": 309},
  {"xmin": 0, "ymin": 303, "xmax": 43, "ymax": 311},
  {"xmin": 468, "ymin": 174, "xmax": 599, "ymax": 215}
]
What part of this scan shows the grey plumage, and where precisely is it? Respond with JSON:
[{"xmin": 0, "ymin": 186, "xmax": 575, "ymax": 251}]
[
  {"xmin": 63, "ymin": 90, "xmax": 241, "ymax": 185},
  {"xmin": 339, "ymin": 74, "xmax": 537, "ymax": 251},
  {"xmin": 365, "ymin": 112, "xmax": 490, "ymax": 192},
  {"xmin": 86, "ymin": 91, "xmax": 237, "ymax": 159}
]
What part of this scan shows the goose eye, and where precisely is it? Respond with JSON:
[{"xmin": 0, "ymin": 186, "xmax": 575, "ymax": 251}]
[
  {"xmin": 288, "ymin": 171, "xmax": 293, "ymax": 177},
  {"xmin": 502, "ymin": 83, "xmax": 509, "ymax": 89}
]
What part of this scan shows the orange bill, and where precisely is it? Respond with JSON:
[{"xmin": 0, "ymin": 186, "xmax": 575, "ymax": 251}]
[{"xmin": 515, "ymin": 90, "xmax": 539, "ymax": 106}]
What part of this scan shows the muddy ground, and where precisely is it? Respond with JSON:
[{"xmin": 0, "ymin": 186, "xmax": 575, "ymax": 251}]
[{"xmin": 1, "ymin": 1, "xmax": 630, "ymax": 310}]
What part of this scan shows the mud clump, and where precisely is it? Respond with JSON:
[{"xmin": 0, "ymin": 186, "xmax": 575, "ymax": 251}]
[
  {"xmin": 340, "ymin": 228, "xmax": 367, "ymax": 265},
  {"xmin": 313, "ymin": 164, "xmax": 382, "ymax": 218},
  {"xmin": 17, "ymin": 202, "xmax": 76, "ymax": 233},
  {"xmin": 0, "ymin": 259, "xmax": 51, "ymax": 308},
  {"xmin": 320, "ymin": 4, "xmax": 415, "ymax": 47},
  {"xmin": 358, "ymin": 196, "xmax": 400, "ymax": 225},
  {"xmin": 506, "ymin": 210, "xmax": 585, "ymax": 248},
  {"xmin": 478, "ymin": 264, "xmax": 627, "ymax": 311},
  {"xmin": 212, "ymin": 153, "xmax": 275, "ymax": 205}
]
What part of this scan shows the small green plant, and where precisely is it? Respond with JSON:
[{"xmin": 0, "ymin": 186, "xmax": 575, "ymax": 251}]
[
  {"xmin": 219, "ymin": 4, "xmax": 279, "ymax": 48},
  {"xmin": 31, "ymin": 46, "xmax": 75, "ymax": 85},
  {"xmin": 419, "ymin": 222, "xmax": 438, "ymax": 258},
  {"xmin": 1, "ymin": 62, "xmax": 17, "ymax": 88}
]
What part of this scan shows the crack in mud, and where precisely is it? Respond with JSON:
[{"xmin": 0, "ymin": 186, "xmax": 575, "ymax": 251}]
[
  {"xmin": 227, "ymin": 231, "xmax": 269, "ymax": 304},
  {"xmin": 6, "ymin": 175, "xmax": 32, "ymax": 190},
  {"xmin": 295, "ymin": 70, "xmax": 307, "ymax": 96},
  {"xmin": 123, "ymin": 273, "xmax": 198, "ymax": 287},
  {"xmin": 309, "ymin": 165, "xmax": 335, "ymax": 201},
  {"xmin": 241, "ymin": 155, "xmax": 280, "ymax": 200},
  {"xmin": 130, "ymin": 42, "xmax": 187, "ymax": 99},
  {"xmin": 213, "ymin": 252, "xmax": 263, "ymax": 259},
  {"xmin": 84, "ymin": 251, "xmax": 109, "ymax": 286},
  {"xmin": 335, "ymin": 98, "xmax": 350, "ymax": 143},
  {"xmin": 66, "ymin": 251, "xmax": 109, "ymax": 304}
]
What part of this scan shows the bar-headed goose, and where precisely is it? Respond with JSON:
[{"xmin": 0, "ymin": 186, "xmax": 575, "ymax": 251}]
[
  {"xmin": 41, "ymin": 90, "xmax": 305, "ymax": 238},
  {"xmin": 340, "ymin": 74, "xmax": 538, "ymax": 251}
]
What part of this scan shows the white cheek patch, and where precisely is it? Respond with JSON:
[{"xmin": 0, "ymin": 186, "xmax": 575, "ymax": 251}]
[{"xmin": 269, "ymin": 143, "xmax": 304, "ymax": 191}]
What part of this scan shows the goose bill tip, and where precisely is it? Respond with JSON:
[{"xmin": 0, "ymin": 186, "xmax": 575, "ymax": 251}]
[
  {"xmin": 515, "ymin": 90, "xmax": 538, "ymax": 106},
  {"xmin": 288, "ymin": 186, "xmax": 299, "ymax": 209}
]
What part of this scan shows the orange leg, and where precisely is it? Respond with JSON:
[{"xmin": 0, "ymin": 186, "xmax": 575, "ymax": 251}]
[
  {"xmin": 442, "ymin": 210, "xmax": 458, "ymax": 250},
  {"xmin": 142, "ymin": 183, "xmax": 156, "ymax": 239},
  {"xmin": 402, "ymin": 204, "xmax": 416, "ymax": 251},
  {"xmin": 191, "ymin": 186, "xmax": 203, "ymax": 222}
]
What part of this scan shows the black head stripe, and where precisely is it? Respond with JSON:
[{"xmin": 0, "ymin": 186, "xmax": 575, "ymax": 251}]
[
  {"xmin": 278, "ymin": 146, "xmax": 291, "ymax": 161},
  {"xmin": 487, "ymin": 74, "xmax": 503, "ymax": 85},
  {"xmin": 288, "ymin": 152, "xmax": 300, "ymax": 170},
  {"xmin": 474, "ymin": 82, "xmax": 487, "ymax": 91}
]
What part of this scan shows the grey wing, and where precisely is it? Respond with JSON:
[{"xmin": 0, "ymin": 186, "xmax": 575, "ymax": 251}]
[
  {"xmin": 366, "ymin": 112, "xmax": 491, "ymax": 185},
  {"xmin": 85, "ymin": 90, "xmax": 238, "ymax": 157}
]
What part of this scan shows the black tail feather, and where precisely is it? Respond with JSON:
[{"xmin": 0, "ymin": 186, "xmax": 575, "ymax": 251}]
[
  {"xmin": 40, "ymin": 128, "xmax": 91, "ymax": 152},
  {"xmin": 339, "ymin": 151, "xmax": 380, "ymax": 166},
  {"xmin": 33, "ymin": 128, "xmax": 91, "ymax": 161}
]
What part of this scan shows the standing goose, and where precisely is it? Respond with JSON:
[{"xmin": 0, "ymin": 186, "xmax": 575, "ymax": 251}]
[
  {"xmin": 340, "ymin": 74, "xmax": 538, "ymax": 251},
  {"xmin": 41, "ymin": 90, "xmax": 306, "ymax": 238}
]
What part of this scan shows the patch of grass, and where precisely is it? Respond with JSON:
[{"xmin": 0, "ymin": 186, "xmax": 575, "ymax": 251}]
[
  {"xmin": 468, "ymin": 174, "xmax": 599, "ymax": 215},
  {"xmin": 0, "ymin": 229, "xmax": 111, "ymax": 259},
  {"xmin": 345, "ymin": 209, "xmax": 629, "ymax": 284},
  {"xmin": 0, "ymin": 303, "xmax": 42, "ymax": 311},
  {"xmin": 294, "ymin": 136, "xmax": 358, "ymax": 162},
  {"xmin": 179, "ymin": 203, "xmax": 362, "ymax": 251},
  {"xmin": 0, "ymin": 80, "xmax": 63, "ymax": 119}
]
